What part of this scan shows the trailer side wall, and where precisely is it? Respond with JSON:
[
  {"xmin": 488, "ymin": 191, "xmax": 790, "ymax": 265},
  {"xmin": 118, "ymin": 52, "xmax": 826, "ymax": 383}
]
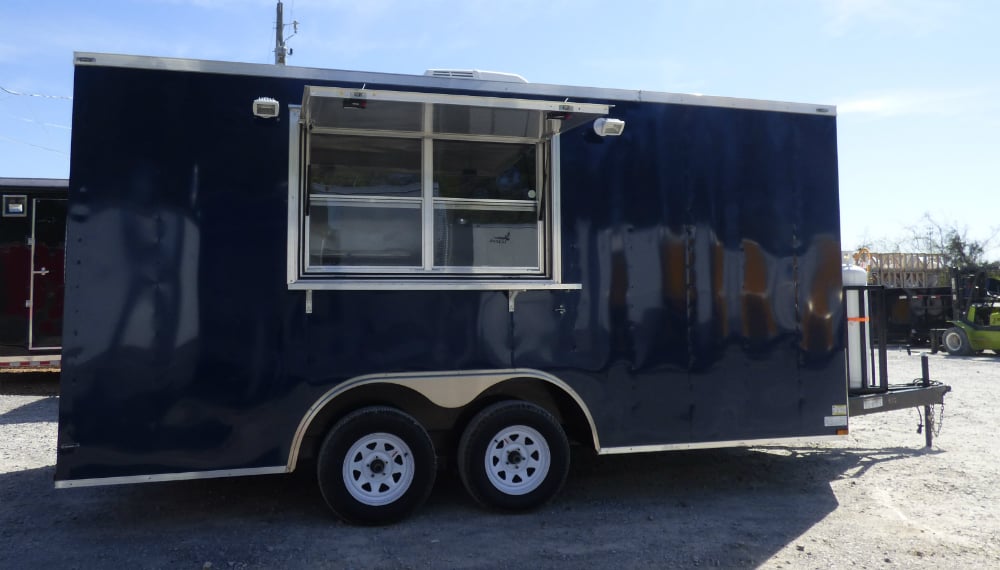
[{"xmin": 57, "ymin": 59, "xmax": 844, "ymax": 482}]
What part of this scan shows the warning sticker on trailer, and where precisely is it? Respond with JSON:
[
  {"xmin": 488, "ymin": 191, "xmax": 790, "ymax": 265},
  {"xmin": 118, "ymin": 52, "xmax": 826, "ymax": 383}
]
[
  {"xmin": 824, "ymin": 416, "xmax": 848, "ymax": 427},
  {"xmin": 831, "ymin": 404, "xmax": 847, "ymax": 416}
]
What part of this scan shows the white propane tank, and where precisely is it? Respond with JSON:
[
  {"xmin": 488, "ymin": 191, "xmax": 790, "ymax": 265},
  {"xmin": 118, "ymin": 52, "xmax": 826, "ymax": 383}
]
[{"xmin": 842, "ymin": 264, "xmax": 870, "ymax": 390}]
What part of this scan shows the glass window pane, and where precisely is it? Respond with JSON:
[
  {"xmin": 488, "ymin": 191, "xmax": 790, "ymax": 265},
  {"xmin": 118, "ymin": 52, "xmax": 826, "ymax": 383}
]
[
  {"xmin": 310, "ymin": 135, "xmax": 421, "ymax": 197},
  {"xmin": 434, "ymin": 141, "xmax": 536, "ymax": 200},
  {"xmin": 434, "ymin": 106, "xmax": 538, "ymax": 138},
  {"xmin": 309, "ymin": 201, "xmax": 421, "ymax": 267},
  {"xmin": 308, "ymin": 98, "xmax": 422, "ymax": 131},
  {"xmin": 434, "ymin": 205, "xmax": 539, "ymax": 268}
]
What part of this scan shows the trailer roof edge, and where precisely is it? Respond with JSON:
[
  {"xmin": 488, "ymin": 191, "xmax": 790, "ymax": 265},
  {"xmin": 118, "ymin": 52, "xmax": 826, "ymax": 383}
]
[
  {"xmin": 73, "ymin": 52, "xmax": 837, "ymax": 117},
  {"xmin": 0, "ymin": 177, "xmax": 69, "ymax": 189}
]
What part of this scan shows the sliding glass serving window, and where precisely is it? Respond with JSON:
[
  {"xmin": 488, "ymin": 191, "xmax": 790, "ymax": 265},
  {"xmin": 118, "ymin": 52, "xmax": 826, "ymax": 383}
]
[
  {"xmin": 308, "ymin": 135, "xmax": 423, "ymax": 269},
  {"xmin": 296, "ymin": 87, "xmax": 609, "ymax": 280},
  {"xmin": 433, "ymin": 140, "xmax": 540, "ymax": 270}
]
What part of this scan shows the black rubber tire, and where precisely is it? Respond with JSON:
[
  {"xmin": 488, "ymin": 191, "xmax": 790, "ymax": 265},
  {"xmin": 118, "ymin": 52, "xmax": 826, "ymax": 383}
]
[
  {"xmin": 457, "ymin": 400, "xmax": 570, "ymax": 512},
  {"xmin": 316, "ymin": 406, "xmax": 436, "ymax": 525},
  {"xmin": 942, "ymin": 327, "xmax": 972, "ymax": 356}
]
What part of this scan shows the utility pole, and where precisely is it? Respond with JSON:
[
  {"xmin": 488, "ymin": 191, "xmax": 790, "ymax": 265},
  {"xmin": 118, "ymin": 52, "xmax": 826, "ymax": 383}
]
[
  {"xmin": 274, "ymin": 1, "xmax": 286, "ymax": 65},
  {"xmin": 273, "ymin": 2, "xmax": 298, "ymax": 65}
]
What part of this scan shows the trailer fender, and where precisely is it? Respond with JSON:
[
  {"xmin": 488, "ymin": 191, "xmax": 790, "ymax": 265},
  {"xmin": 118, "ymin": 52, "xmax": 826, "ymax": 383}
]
[{"xmin": 287, "ymin": 369, "xmax": 599, "ymax": 471}]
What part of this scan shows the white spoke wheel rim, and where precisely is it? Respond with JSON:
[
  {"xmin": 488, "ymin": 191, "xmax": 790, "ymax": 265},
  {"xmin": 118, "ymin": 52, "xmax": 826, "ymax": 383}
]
[
  {"xmin": 342, "ymin": 432, "xmax": 415, "ymax": 506},
  {"xmin": 484, "ymin": 424, "xmax": 551, "ymax": 496}
]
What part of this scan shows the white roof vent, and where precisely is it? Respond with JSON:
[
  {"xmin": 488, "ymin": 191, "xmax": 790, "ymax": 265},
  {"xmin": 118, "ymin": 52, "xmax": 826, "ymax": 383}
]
[{"xmin": 424, "ymin": 69, "xmax": 528, "ymax": 83}]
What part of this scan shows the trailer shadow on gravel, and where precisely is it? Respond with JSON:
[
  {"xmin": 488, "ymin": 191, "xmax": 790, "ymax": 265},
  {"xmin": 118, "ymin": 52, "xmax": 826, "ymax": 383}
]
[
  {"xmin": 0, "ymin": 396, "xmax": 58, "ymax": 425},
  {"xmin": 0, "ymin": 443, "xmax": 941, "ymax": 568}
]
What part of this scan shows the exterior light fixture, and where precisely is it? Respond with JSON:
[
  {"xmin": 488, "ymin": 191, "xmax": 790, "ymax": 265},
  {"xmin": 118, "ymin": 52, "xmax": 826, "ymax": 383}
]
[
  {"xmin": 252, "ymin": 97, "xmax": 280, "ymax": 119},
  {"xmin": 593, "ymin": 118, "xmax": 625, "ymax": 137}
]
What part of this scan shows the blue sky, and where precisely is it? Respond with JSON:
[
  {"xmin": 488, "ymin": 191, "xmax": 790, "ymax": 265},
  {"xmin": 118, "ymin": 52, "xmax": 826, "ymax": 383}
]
[{"xmin": 1, "ymin": 0, "xmax": 997, "ymax": 258}]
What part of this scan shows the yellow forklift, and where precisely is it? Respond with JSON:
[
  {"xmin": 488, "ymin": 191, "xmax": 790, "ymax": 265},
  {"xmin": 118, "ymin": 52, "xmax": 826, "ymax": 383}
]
[{"xmin": 937, "ymin": 271, "xmax": 1000, "ymax": 355}]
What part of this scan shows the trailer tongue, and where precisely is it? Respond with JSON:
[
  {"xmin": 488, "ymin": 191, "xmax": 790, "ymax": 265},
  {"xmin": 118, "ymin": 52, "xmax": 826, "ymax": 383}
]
[{"xmin": 843, "ymin": 273, "xmax": 950, "ymax": 446}]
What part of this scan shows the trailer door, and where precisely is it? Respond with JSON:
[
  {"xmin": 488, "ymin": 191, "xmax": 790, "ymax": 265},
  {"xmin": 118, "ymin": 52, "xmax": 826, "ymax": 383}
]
[{"xmin": 28, "ymin": 198, "xmax": 66, "ymax": 349}]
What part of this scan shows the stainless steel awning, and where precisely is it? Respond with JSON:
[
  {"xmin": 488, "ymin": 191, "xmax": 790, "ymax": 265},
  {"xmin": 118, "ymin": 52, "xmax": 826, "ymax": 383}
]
[{"xmin": 302, "ymin": 86, "xmax": 611, "ymax": 139}]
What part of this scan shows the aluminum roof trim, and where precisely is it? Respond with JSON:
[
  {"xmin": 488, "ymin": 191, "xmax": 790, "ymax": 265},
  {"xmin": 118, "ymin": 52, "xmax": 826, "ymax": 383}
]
[
  {"xmin": 74, "ymin": 52, "xmax": 836, "ymax": 116},
  {"xmin": 0, "ymin": 177, "xmax": 69, "ymax": 189}
]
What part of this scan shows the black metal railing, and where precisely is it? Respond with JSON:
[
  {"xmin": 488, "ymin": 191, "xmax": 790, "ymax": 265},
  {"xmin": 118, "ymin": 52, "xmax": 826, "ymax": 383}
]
[{"xmin": 844, "ymin": 285, "xmax": 888, "ymax": 394}]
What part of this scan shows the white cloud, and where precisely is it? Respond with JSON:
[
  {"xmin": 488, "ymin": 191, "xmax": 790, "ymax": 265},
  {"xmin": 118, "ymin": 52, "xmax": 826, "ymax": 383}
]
[
  {"xmin": 823, "ymin": 0, "xmax": 956, "ymax": 36},
  {"xmin": 838, "ymin": 88, "xmax": 987, "ymax": 117}
]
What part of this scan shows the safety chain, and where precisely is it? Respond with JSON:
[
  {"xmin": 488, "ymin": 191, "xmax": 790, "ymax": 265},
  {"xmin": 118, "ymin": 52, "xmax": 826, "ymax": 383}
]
[
  {"xmin": 928, "ymin": 400, "xmax": 945, "ymax": 438},
  {"xmin": 915, "ymin": 401, "xmax": 946, "ymax": 437}
]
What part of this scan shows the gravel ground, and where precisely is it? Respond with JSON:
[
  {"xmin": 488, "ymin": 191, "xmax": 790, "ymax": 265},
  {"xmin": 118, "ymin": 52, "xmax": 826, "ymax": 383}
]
[{"xmin": 1, "ymin": 349, "xmax": 998, "ymax": 569}]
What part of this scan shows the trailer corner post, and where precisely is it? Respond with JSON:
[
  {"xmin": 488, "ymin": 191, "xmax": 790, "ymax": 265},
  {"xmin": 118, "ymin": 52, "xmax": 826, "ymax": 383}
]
[{"xmin": 922, "ymin": 354, "xmax": 933, "ymax": 448}]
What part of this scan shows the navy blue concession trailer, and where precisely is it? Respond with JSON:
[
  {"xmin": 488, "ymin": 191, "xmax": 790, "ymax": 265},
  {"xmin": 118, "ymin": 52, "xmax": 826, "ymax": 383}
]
[
  {"xmin": 0, "ymin": 177, "xmax": 67, "ymax": 371},
  {"xmin": 56, "ymin": 53, "xmax": 949, "ymax": 524}
]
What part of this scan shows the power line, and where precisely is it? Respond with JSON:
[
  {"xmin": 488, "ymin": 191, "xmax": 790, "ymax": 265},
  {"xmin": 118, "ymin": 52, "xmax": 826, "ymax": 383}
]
[
  {"xmin": 0, "ymin": 86, "xmax": 72, "ymax": 100},
  {"xmin": 0, "ymin": 134, "xmax": 69, "ymax": 155},
  {"xmin": 3, "ymin": 113, "xmax": 71, "ymax": 130}
]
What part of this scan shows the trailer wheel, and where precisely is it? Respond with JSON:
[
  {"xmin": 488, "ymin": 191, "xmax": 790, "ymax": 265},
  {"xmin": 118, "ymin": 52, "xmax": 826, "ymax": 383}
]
[
  {"xmin": 942, "ymin": 327, "xmax": 972, "ymax": 356},
  {"xmin": 457, "ymin": 401, "xmax": 569, "ymax": 512},
  {"xmin": 316, "ymin": 406, "xmax": 435, "ymax": 525}
]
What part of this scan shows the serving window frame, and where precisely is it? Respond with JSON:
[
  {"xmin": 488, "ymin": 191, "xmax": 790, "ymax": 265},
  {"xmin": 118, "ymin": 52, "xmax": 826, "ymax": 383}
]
[{"xmin": 287, "ymin": 87, "xmax": 609, "ymax": 291}]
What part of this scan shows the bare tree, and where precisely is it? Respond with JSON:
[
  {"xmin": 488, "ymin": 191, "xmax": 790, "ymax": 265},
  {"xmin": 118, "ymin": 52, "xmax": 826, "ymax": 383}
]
[{"xmin": 907, "ymin": 213, "xmax": 999, "ymax": 271}]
